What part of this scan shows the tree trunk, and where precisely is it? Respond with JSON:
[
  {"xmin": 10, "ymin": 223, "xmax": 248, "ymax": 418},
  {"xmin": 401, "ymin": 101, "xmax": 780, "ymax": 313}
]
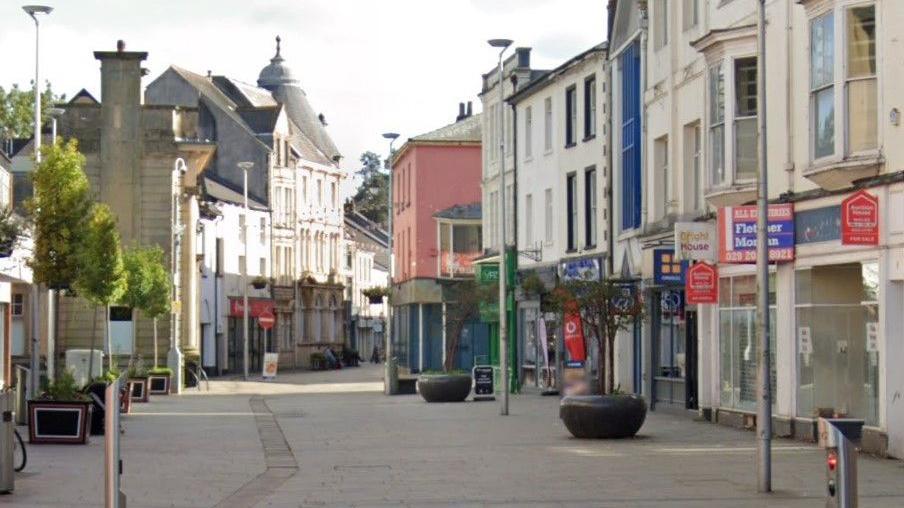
[
  {"xmin": 106, "ymin": 305, "xmax": 112, "ymax": 373},
  {"xmin": 153, "ymin": 317, "xmax": 159, "ymax": 368},
  {"xmin": 607, "ymin": 335, "xmax": 615, "ymax": 394},
  {"xmin": 87, "ymin": 304, "xmax": 99, "ymax": 381},
  {"xmin": 444, "ymin": 320, "xmax": 465, "ymax": 372},
  {"xmin": 597, "ymin": 327, "xmax": 606, "ymax": 396}
]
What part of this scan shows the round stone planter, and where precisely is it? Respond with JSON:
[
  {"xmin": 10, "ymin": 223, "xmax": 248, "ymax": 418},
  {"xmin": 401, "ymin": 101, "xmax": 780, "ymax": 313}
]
[
  {"xmin": 417, "ymin": 373, "xmax": 472, "ymax": 403},
  {"xmin": 559, "ymin": 394, "xmax": 647, "ymax": 439}
]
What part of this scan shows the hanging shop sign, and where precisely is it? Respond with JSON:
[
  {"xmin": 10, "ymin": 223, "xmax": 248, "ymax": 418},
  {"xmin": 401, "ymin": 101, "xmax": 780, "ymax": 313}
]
[
  {"xmin": 476, "ymin": 263, "xmax": 499, "ymax": 285},
  {"xmin": 563, "ymin": 311, "xmax": 587, "ymax": 362},
  {"xmin": 653, "ymin": 249, "xmax": 688, "ymax": 285},
  {"xmin": 718, "ymin": 204, "xmax": 795, "ymax": 263},
  {"xmin": 610, "ymin": 281, "xmax": 641, "ymax": 316},
  {"xmin": 842, "ymin": 190, "xmax": 879, "ymax": 245},
  {"xmin": 674, "ymin": 222, "xmax": 717, "ymax": 261},
  {"xmin": 685, "ymin": 262, "xmax": 718, "ymax": 305}
]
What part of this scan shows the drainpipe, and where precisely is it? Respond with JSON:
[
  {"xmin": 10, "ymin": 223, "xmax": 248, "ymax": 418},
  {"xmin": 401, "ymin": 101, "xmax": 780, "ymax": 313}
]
[
  {"xmin": 606, "ymin": 58, "xmax": 615, "ymax": 278},
  {"xmin": 784, "ymin": 0, "xmax": 795, "ymax": 192},
  {"xmin": 639, "ymin": 2, "xmax": 649, "ymax": 228}
]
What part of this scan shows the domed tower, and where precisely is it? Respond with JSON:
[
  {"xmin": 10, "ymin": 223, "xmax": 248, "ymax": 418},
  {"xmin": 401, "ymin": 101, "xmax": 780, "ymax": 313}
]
[{"xmin": 257, "ymin": 36, "xmax": 340, "ymax": 162}]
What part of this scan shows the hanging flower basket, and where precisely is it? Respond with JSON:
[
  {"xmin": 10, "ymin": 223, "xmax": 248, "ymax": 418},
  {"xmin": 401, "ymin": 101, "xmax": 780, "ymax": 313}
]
[
  {"xmin": 362, "ymin": 286, "xmax": 390, "ymax": 304},
  {"xmin": 251, "ymin": 276, "xmax": 269, "ymax": 290}
]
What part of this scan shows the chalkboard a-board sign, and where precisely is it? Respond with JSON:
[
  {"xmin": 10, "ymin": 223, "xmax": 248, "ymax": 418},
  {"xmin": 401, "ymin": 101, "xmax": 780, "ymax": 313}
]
[{"xmin": 473, "ymin": 365, "xmax": 495, "ymax": 401}]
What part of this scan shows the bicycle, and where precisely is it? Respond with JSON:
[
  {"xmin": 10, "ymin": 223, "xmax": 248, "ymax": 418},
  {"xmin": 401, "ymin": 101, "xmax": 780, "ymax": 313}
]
[{"xmin": 13, "ymin": 428, "xmax": 26, "ymax": 472}]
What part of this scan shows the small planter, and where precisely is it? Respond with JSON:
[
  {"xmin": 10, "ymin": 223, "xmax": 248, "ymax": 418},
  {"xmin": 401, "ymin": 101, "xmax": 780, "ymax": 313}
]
[
  {"xmin": 27, "ymin": 400, "xmax": 93, "ymax": 444},
  {"xmin": 417, "ymin": 373, "xmax": 472, "ymax": 403},
  {"xmin": 559, "ymin": 394, "xmax": 647, "ymax": 439},
  {"xmin": 129, "ymin": 377, "xmax": 149, "ymax": 403},
  {"xmin": 148, "ymin": 373, "xmax": 171, "ymax": 395}
]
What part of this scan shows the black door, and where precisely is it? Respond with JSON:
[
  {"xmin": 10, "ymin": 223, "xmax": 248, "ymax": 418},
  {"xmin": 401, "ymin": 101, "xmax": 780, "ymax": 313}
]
[{"xmin": 685, "ymin": 310, "xmax": 698, "ymax": 410}]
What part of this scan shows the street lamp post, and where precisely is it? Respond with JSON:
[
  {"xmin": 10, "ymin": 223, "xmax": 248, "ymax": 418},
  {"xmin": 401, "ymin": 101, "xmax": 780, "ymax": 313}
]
[
  {"xmin": 169, "ymin": 158, "xmax": 188, "ymax": 394},
  {"xmin": 488, "ymin": 38, "xmax": 513, "ymax": 416},
  {"xmin": 23, "ymin": 4, "xmax": 52, "ymax": 400},
  {"xmin": 238, "ymin": 161, "xmax": 254, "ymax": 380},
  {"xmin": 45, "ymin": 107, "xmax": 63, "ymax": 382},
  {"xmin": 381, "ymin": 132, "xmax": 399, "ymax": 395}
]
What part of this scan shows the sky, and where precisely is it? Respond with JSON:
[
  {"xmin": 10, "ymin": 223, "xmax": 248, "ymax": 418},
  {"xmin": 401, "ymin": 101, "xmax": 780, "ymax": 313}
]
[{"xmin": 1, "ymin": 0, "xmax": 607, "ymax": 196}]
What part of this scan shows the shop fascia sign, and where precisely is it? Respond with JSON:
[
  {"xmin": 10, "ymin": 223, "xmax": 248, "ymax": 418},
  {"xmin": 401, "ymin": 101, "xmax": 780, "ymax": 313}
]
[
  {"xmin": 229, "ymin": 298, "xmax": 275, "ymax": 318},
  {"xmin": 674, "ymin": 222, "xmax": 717, "ymax": 261},
  {"xmin": 842, "ymin": 190, "xmax": 879, "ymax": 245},
  {"xmin": 718, "ymin": 204, "xmax": 795, "ymax": 263},
  {"xmin": 560, "ymin": 257, "xmax": 602, "ymax": 282}
]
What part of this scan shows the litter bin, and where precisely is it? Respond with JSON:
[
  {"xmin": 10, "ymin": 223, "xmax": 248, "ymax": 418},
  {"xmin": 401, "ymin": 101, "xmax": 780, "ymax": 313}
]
[
  {"xmin": 1, "ymin": 391, "xmax": 14, "ymax": 493},
  {"xmin": 818, "ymin": 417, "xmax": 864, "ymax": 508},
  {"xmin": 384, "ymin": 357, "xmax": 398, "ymax": 395}
]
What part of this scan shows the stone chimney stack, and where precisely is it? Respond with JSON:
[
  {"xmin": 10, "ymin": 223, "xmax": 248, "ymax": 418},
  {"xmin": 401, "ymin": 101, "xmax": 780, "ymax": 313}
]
[{"xmin": 93, "ymin": 41, "xmax": 149, "ymax": 242}]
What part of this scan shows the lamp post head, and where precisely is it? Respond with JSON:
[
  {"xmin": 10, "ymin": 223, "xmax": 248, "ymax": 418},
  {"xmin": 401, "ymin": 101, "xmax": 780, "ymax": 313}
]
[
  {"xmin": 382, "ymin": 133, "xmax": 399, "ymax": 141},
  {"xmin": 22, "ymin": 5, "xmax": 53, "ymax": 18},
  {"xmin": 237, "ymin": 161, "xmax": 254, "ymax": 172},
  {"xmin": 488, "ymin": 39, "xmax": 513, "ymax": 49}
]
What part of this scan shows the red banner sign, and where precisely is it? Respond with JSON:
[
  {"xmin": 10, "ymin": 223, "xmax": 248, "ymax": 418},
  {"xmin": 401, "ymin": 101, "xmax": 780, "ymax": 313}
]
[
  {"xmin": 563, "ymin": 312, "xmax": 586, "ymax": 362},
  {"xmin": 842, "ymin": 190, "xmax": 879, "ymax": 245},
  {"xmin": 686, "ymin": 262, "xmax": 718, "ymax": 305},
  {"xmin": 229, "ymin": 298, "xmax": 275, "ymax": 318}
]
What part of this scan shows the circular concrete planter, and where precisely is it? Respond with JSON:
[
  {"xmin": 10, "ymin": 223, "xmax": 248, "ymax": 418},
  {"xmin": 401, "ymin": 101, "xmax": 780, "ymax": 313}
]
[
  {"xmin": 417, "ymin": 373, "xmax": 472, "ymax": 403},
  {"xmin": 559, "ymin": 394, "xmax": 647, "ymax": 439}
]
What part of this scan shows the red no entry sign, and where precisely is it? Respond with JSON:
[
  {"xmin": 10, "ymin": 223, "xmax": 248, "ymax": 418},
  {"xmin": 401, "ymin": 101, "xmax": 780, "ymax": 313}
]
[{"xmin": 258, "ymin": 310, "xmax": 275, "ymax": 330}]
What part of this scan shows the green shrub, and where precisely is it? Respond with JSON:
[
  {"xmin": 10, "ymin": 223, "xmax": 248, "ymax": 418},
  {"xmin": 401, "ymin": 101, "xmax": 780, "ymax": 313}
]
[
  {"xmin": 148, "ymin": 366, "xmax": 173, "ymax": 376},
  {"xmin": 43, "ymin": 369, "xmax": 89, "ymax": 402}
]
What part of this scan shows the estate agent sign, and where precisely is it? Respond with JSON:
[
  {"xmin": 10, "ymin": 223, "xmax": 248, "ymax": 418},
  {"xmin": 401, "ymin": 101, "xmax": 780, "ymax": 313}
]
[
  {"xmin": 674, "ymin": 222, "xmax": 717, "ymax": 261},
  {"xmin": 686, "ymin": 262, "xmax": 718, "ymax": 305},
  {"xmin": 841, "ymin": 190, "xmax": 879, "ymax": 245},
  {"xmin": 718, "ymin": 204, "xmax": 795, "ymax": 263}
]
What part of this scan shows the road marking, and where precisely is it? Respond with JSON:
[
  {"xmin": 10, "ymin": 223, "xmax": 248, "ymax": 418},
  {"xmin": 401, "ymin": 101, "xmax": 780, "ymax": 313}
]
[
  {"xmin": 655, "ymin": 446, "xmax": 814, "ymax": 453},
  {"xmin": 131, "ymin": 412, "xmax": 256, "ymax": 416}
]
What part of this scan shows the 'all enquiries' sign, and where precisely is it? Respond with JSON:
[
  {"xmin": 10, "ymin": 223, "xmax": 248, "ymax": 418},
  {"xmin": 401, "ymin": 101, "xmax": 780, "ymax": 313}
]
[{"xmin": 842, "ymin": 190, "xmax": 879, "ymax": 245}]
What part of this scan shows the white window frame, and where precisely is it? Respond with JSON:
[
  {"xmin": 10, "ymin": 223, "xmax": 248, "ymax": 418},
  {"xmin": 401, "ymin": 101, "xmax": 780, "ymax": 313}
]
[
  {"xmin": 682, "ymin": 0, "xmax": 699, "ymax": 31},
  {"xmin": 654, "ymin": 0, "xmax": 668, "ymax": 50},
  {"xmin": 544, "ymin": 188, "xmax": 553, "ymax": 245},
  {"xmin": 709, "ymin": 64, "xmax": 726, "ymax": 187},
  {"xmin": 525, "ymin": 193, "xmax": 534, "ymax": 246},
  {"xmin": 525, "ymin": 106, "xmax": 533, "ymax": 159},
  {"xmin": 544, "ymin": 97, "xmax": 553, "ymax": 153},
  {"xmin": 707, "ymin": 54, "xmax": 759, "ymax": 189}
]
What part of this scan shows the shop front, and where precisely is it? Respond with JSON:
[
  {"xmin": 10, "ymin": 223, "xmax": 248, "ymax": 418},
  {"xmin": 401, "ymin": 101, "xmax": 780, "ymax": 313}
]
[
  {"xmin": 227, "ymin": 297, "xmax": 275, "ymax": 375},
  {"xmin": 516, "ymin": 264, "xmax": 558, "ymax": 392}
]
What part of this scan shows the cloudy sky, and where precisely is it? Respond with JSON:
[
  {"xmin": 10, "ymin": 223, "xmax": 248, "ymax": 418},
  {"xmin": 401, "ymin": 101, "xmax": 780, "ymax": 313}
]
[{"xmin": 2, "ymin": 0, "xmax": 606, "ymax": 193}]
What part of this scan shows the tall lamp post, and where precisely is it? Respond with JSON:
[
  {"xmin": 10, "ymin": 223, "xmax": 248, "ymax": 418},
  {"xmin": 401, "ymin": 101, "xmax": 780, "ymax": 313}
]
[
  {"xmin": 45, "ymin": 107, "xmax": 63, "ymax": 382},
  {"xmin": 169, "ymin": 158, "xmax": 188, "ymax": 394},
  {"xmin": 488, "ymin": 38, "xmax": 512, "ymax": 416},
  {"xmin": 238, "ymin": 161, "xmax": 254, "ymax": 380},
  {"xmin": 382, "ymin": 132, "xmax": 399, "ymax": 395},
  {"xmin": 754, "ymin": 0, "xmax": 772, "ymax": 493},
  {"xmin": 23, "ymin": 4, "xmax": 52, "ymax": 400}
]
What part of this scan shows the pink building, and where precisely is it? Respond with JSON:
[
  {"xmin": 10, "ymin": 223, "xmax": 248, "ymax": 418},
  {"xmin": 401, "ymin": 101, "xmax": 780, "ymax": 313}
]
[{"xmin": 389, "ymin": 105, "xmax": 484, "ymax": 372}]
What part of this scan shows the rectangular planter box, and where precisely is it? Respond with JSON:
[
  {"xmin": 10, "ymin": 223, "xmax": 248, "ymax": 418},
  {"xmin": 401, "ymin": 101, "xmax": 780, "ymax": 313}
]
[
  {"xmin": 28, "ymin": 400, "xmax": 92, "ymax": 444},
  {"xmin": 148, "ymin": 374, "xmax": 171, "ymax": 395},
  {"xmin": 129, "ymin": 377, "xmax": 149, "ymax": 403}
]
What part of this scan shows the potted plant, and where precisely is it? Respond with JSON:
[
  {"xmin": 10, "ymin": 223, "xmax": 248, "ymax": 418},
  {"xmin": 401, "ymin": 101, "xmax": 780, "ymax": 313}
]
[
  {"xmin": 550, "ymin": 276, "xmax": 647, "ymax": 439},
  {"xmin": 127, "ymin": 357, "xmax": 150, "ymax": 403},
  {"xmin": 251, "ymin": 276, "xmax": 269, "ymax": 289},
  {"xmin": 416, "ymin": 280, "xmax": 492, "ymax": 403},
  {"xmin": 147, "ymin": 366, "xmax": 173, "ymax": 395},
  {"xmin": 28, "ymin": 369, "xmax": 93, "ymax": 444},
  {"xmin": 362, "ymin": 286, "xmax": 390, "ymax": 305}
]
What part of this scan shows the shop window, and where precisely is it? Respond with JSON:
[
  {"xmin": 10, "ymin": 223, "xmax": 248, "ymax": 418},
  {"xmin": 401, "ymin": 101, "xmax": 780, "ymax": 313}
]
[
  {"xmin": 795, "ymin": 262, "xmax": 879, "ymax": 426},
  {"xmin": 11, "ymin": 294, "xmax": 24, "ymax": 317},
  {"xmin": 718, "ymin": 274, "xmax": 776, "ymax": 412}
]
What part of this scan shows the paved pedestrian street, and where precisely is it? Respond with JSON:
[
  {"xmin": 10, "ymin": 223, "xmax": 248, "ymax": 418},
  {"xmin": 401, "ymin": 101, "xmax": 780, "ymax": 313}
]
[{"xmin": 4, "ymin": 365, "xmax": 904, "ymax": 507}]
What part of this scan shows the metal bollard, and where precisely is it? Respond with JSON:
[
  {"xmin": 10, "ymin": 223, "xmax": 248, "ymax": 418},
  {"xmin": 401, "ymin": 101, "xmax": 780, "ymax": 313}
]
[
  {"xmin": 14, "ymin": 367, "xmax": 27, "ymax": 426},
  {"xmin": 818, "ymin": 418, "xmax": 864, "ymax": 508},
  {"xmin": 384, "ymin": 357, "xmax": 399, "ymax": 395},
  {"xmin": 0, "ymin": 391, "xmax": 14, "ymax": 493}
]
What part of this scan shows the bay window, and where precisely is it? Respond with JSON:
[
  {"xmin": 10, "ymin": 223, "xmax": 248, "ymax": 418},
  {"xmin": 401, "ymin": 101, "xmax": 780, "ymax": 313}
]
[
  {"xmin": 709, "ymin": 64, "xmax": 725, "ymax": 186},
  {"xmin": 846, "ymin": 6, "xmax": 877, "ymax": 153},
  {"xmin": 811, "ymin": 12, "xmax": 835, "ymax": 160},
  {"xmin": 734, "ymin": 58, "xmax": 758, "ymax": 181}
]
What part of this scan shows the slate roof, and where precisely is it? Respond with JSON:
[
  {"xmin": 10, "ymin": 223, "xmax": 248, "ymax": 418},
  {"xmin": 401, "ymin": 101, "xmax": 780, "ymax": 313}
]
[
  {"xmin": 411, "ymin": 113, "xmax": 482, "ymax": 143},
  {"xmin": 202, "ymin": 175, "xmax": 268, "ymax": 210},
  {"xmin": 237, "ymin": 106, "xmax": 282, "ymax": 135},
  {"xmin": 212, "ymin": 76, "xmax": 278, "ymax": 108},
  {"xmin": 68, "ymin": 89, "xmax": 99, "ymax": 105},
  {"xmin": 434, "ymin": 202, "xmax": 482, "ymax": 220}
]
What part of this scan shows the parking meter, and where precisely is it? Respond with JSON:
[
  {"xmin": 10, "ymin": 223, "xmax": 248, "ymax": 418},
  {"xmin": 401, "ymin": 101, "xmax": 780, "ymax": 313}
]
[{"xmin": 818, "ymin": 418, "xmax": 864, "ymax": 508}]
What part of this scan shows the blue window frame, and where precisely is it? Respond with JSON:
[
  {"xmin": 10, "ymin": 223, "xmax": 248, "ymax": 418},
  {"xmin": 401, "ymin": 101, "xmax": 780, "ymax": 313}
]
[{"xmin": 621, "ymin": 42, "xmax": 642, "ymax": 230}]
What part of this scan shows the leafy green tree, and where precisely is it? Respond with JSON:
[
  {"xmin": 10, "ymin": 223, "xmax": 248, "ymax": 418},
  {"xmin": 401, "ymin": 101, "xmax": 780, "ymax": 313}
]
[
  {"xmin": 26, "ymin": 139, "xmax": 93, "ymax": 290},
  {"xmin": 76, "ymin": 203, "xmax": 126, "ymax": 374},
  {"xmin": 121, "ymin": 245, "xmax": 170, "ymax": 367},
  {"xmin": 441, "ymin": 279, "xmax": 496, "ymax": 372},
  {"xmin": 350, "ymin": 151, "xmax": 389, "ymax": 228},
  {"xmin": 0, "ymin": 82, "xmax": 64, "ymax": 138}
]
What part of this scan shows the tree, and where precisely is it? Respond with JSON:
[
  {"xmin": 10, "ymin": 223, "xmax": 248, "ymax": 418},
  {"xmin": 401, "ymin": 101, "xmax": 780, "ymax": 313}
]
[
  {"xmin": 26, "ymin": 139, "xmax": 93, "ymax": 290},
  {"xmin": 121, "ymin": 245, "xmax": 170, "ymax": 368},
  {"xmin": 549, "ymin": 277, "xmax": 640, "ymax": 395},
  {"xmin": 0, "ymin": 82, "xmax": 64, "ymax": 139},
  {"xmin": 441, "ymin": 279, "xmax": 496, "ymax": 372},
  {"xmin": 350, "ymin": 151, "xmax": 389, "ymax": 228},
  {"xmin": 76, "ymin": 203, "xmax": 126, "ymax": 374}
]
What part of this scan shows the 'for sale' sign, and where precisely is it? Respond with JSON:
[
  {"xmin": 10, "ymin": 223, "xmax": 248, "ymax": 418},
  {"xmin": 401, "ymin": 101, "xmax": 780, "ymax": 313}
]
[
  {"xmin": 686, "ymin": 262, "xmax": 718, "ymax": 305},
  {"xmin": 842, "ymin": 190, "xmax": 879, "ymax": 245}
]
